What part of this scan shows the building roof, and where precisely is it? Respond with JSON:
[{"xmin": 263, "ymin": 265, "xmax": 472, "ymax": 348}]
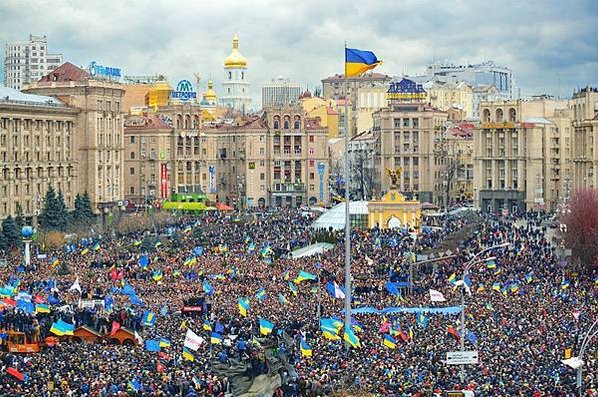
[
  {"xmin": 322, "ymin": 73, "xmax": 389, "ymax": 82},
  {"xmin": 224, "ymin": 33, "xmax": 247, "ymax": 69},
  {"xmin": 311, "ymin": 201, "xmax": 369, "ymax": 231},
  {"xmin": 124, "ymin": 114, "xmax": 173, "ymax": 132},
  {"xmin": 0, "ymin": 86, "xmax": 64, "ymax": 106},
  {"xmin": 449, "ymin": 122, "xmax": 475, "ymax": 139},
  {"xmin": 39, "ymin": 62, "xmax": 91, "ymax": 83},
  {"xmin": 351, "ymin": 130, "xmax": 374, "ymax": 141}
]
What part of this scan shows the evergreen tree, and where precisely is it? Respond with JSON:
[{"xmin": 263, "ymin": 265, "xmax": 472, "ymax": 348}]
[
  {"xmin": 39, "ymin": 186, "xmax": 68, "ymax": 231},
  {"xmin": 0, "ymin": 230, "xmax": 7, "ymax": 252},
  {"xmin": 1, "ymin": 215, "xmax": 21, "ymax": 249},
  {"xmin": 71, "ymin": 192, "xmax": 95, "ymax": 227},
  {"xmin": 14, "ymin": 203, "xmax": 25, "ymax": 228}
]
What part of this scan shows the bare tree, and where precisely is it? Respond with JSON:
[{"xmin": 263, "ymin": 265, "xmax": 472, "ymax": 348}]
[
  {"xmin": 350, "ymin": 149, "xmax": 374, "ymax": 200},
  {"xmin": 561, "ymin": 189, "xmax": 598, "ymax": 270}
]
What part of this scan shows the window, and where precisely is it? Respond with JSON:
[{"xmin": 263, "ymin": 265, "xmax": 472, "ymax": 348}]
[
  {"xmin": 130, "ymin": 151, "xmax": 135, "ymax": 159},
  {"xmin": 310, "ymin": 172, "xmax": 315, "ymax": 180},
  {"xmin": 130, "ymin": 186, "xmax": 135, "ymax": 194},
  {"xmin": 309, "ymin": 160, "xmax": 315, "ymax": 167},
  {"xmin": 273, "ymin": 116, "xmax": 280, "ymax": 130},
  {"xmin": 309, "ymin": 148, "xmax": 314, "ymax": 155},
  {"xmin": 309, "ymin": 135, "xmax": 314, "ymax": 143},
  {"xmin": 260, "ymin": 173, "xmax": 265, "ymax": 180},
  {"xmin": 130, "ymin": 136, "xmax": 135, "ymax": 144},
  {"xmin": 228, "ymin": 72, "xmax": 232, "ymax": 79},
  {"xmin": 130, "ymin": 167, "xmax": 135, "ymax": 175}
]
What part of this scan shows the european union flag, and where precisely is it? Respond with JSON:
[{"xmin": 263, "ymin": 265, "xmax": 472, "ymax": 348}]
[{"xmin": 145, "ymin": 339, "xmax": 161, "ymax": 352}]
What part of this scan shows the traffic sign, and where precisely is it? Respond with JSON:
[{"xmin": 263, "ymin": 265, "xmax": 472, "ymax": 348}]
[{"xmin": 446, "ymin": 351, "xmax": 478, "ymax": 365}]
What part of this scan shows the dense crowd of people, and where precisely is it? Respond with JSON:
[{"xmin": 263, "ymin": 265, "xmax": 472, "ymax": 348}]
[{"xmin": 0, "ymin": 208, "xmax": 596, "ymax": 396}]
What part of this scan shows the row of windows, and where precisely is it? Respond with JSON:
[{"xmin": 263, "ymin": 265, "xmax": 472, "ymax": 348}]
[
  {"xmin": 273, "ymin": 115, "xmax": 301, "ymax": 130},
  {"xmin": 1, "ymin": 166, "xmax": 74, "ymax": 179},
  {"xmin": 0, "ymin": 119, "xmax": 74, "ymax": 132},
  {"xmin": 481, "ymin": 108, "xmax": 517, "ymax": 123}
]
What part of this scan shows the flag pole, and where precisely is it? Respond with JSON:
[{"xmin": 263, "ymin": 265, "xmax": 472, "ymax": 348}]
[{"xmin": 343, "ymin": 42, "xmax": 352, "ymax": 353}]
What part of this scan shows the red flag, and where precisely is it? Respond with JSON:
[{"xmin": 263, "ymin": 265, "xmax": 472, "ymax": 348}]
[
  {"xmin": 398, "ymin": 331, "xmax": 410, "ymax": 342},
  {"xmin": 2, "ymin": 298, "xmax": 16, "ymax": 307},
  {"xmin": 7, "ymin": 367, "xmax": 25, "ymax": 382},
  {"xmin": 110, "ymin": 269, "xmax": 118, "ymax": 280},
  {"xmin": 447, "ymin": 326, "xmax": 460, "ymax": 342},
  {"xmin": 157, "ymin": 362, "xmax": 165, "ymax": 373},
  {"xmin": 158, "ymin": 351, "xmax": 171, "ymax": 361},
  {"xmin": 110, "ymin": 321, "xmax": 121, "ymax": 336},
  {"xmin": 33, "ymin": 294, "xmax": 46, "ymax": 304}
]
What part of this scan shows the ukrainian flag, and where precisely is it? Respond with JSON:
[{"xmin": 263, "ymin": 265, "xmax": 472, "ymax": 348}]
[
  {"xmin": 93, "ymin": 242, "xmax": 101, "ymax": 251},
  {"xmin": 447, "ymin": 273, "xmax": 456, "ymax": 284},
  {"xmin": 50, "ymin": 319, "xmax": 75, "ymax": 336},
  {"xmin": 255, "ymin": 287, "xmax": 267, "ymax": 301},
  {"xmin": 81, "ymin": 247, "xmax": 89, "ymax": 255},
  {"xmin": 259, "ymin": 318, "xmax": 274, "ymax": 335},
  {"xmin": 278, "ymin": 293, "xmax": 288, "ymax": 305},
  {"xmin": 561, "ymin": 280, "xmax": 570, "ymax": 290},
  {"xmin": 476, "ymin": 285, "xmax": 486, "ymax": 293},
  {"xmin": 492, "ymin": 282, "xmax": 501, "ymax": 292},
  {"xmin": 383, "ymin": 334, "xmax": 396, "ymax": 349},
  {"xmin": 343, "ymin": 326, "xmax": 361, "ymax": 348},
  {"xmin": 159, "ymin": 338, "xmax": 171, "ymax": 348},
  {"xmin": 210, "ymin": 332, "xmax": 223, "ymax": 344},
  {"xmin": 288, "ymin": 282, "xmax": 298, "ymax": 296},
  {"xmin": 294, "ymin": 270, "xmax": 317, "ymax": 284},
  {"xmin": 525, "ymin": 274, "xmax": 533, "ymax": 284},
  {"xmin": 184, "ymin": 225, "xmax": 192, "ymax": 234},
  {"xmin": 203, "ymin": 320, "xmax": 212, "ymax": 331},
  {"xmin": 300, "ymin": 338, "xmax": 312, "ymax": 357},
  {"xmin": 35, "ymin": 303, "xmax": 51, "ymax": 313},
  {"xmin": 345, "ymin": 48, "xmax": 382, "ymax": 77},
  {"xmin": 238, "ymin": 297, "xmax": 250, "ymax": 317},
  {"xmin": 182, "ymin": 347, "xmax": 195, "ymax": 361},
  {"xmin": 486, "ymin": 259, "xmax": 497, "ymax": 269},
  {"xmin": 152, "ymin": 270, "xmax": 163, "ymax": 282},
  {"xmin": 51, "ymin": 258, "xmax": 60, "ymax": 268},
  {"xmin": 322, "ymin": 330, "xmax": 341, "ymax": 340}
]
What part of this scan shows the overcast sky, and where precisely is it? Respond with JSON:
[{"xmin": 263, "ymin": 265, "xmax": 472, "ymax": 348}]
[{"xmin": 1, "ymin": 0, "xmax": 597, "ymax": 107}]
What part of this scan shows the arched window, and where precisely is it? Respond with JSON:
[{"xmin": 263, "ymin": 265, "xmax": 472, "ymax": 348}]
[
  {"xmin": 482, "ymin": 109, "xmax": 491, "ymax": 122},
  {"xmin": 293, "ymin": 116, "xmax": 300, "ymax": 130},
  {"xmin": 283, "ymin": 116, "xmax": 290, "ymax": 130},
  {"xmin": 273, "ymin": 116, "xmax": 280, "ymax": 130},
  {"xmin": 130, "ymin": 151, "xmax": 135, "ymax": 160},
  {"xmin": 228, "ymin": 72, "xmax": 232, "ymax": 80},
  {"xmin": 241, "ymin": 72, "xmax": 244, "ymax": 80},
  {"xmin": 496, "ymin": 108, "xmax": 504, "ymax": 122},
  {"xmin": 184, "ymin": 115, "xmax": 191, "ymax": 130},
  {"xmin": 176, "ymin": 115, "xmax": 182, "ymax": 129},
  {"xmin": 193, "ymin": 115, "xmax": 200, "ymax": 130},
  {"xmin": 508, "ymin": 108, "xmax": 517, "ymax": 122}
]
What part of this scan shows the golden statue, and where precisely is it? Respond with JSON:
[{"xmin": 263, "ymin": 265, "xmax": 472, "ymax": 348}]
[{"xmin": 386, "ymin": 167, "xmax": 402, "ymax": 188}]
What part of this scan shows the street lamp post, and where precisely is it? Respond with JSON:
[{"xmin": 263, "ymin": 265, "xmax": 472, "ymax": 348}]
[
  {"xmin": 458, "ymin": 242, "xmax": 509, "ymax": 384},
  {"xmin": 575, "ymin": 319, "xmax": 598, "ymax": 397}
]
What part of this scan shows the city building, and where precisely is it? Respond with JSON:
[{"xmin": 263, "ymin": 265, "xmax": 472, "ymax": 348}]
[
  {"xmin": 356, "ymin": 84, "xmax": 387, "ymax": 134},
  {"xmin": 300, "ymin": 93, "xmax": 339, "ymax": 138},
  {"xmin": 570, "ymin": 87, "xmax": 598, "ymax": 190},
  {"xmin": 220, "ymin": 34, "xmax": 252, "ymax": 113},
  {"xmin": 348, "ymin": 130, "xmax": 375, "ymax": 200},
  {"xmin": 123, "ymin": 102, "xmax": 205, "ymax": 206},
  {"xmin": 423, "ymin": 81, "xmax": 474, "ymax": 119},
  {"xmin": 24, "ymin": 62, "xmax": 126, "ymax": 214},
  {"xmin": 412, "ymin": 60, "xmax": 514, "ymax": 99},
  {"xmin": 445, "ymin": 122, "xmax": 475, "ymax": 205},
  {"xmin": 473, "ymin": 98, "xmax": 573, "ymax": 213},
  {"xmin": 0, "ymin": 87, "xmax": 78, "ymax": 220},
  {"xmin": 471, "ymin": 85, "xmax": 501, "ymax": 120},
  {"xmin": 372, "ymin": 78, "xmax": 448, "ymax": 204},
  {"xmin": 202, "ymin": 105, "xmax": 329, "ymax": 207},
  {"xmin": 322, "ymin": 73, "xmax": 391, "ymax": 136},
  {"xmin": 262, "ymin": 76, "xmax": 302, "ymax": 107},
  {"xmin": 3, "ymin": 34, "xmax": 63, "ymax": 90}
]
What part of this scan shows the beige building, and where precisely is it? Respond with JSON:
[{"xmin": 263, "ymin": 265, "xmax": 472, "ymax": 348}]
[
  {"xmin": 424, "ymin": 81, "xmax": 474, "ymax": 120},
  {"xmin": 0, "ymin": 87, "xmax": 78, "ymax": 219},
  {"xmin": 445, "ymin": 123, "xmax": 475, "ymax": 205},
  {"xmin": 24, "ymin": 62, "xmax": 126, "ymax": 214},
  {"xmin": 474, "ymin": 98, "xmax": 573, "ymax": 213},
  {"xmin": 202, "ymin": 105, "xmax": 330, "ymax": 207},
  {"xmin": 372, "ymin": 79, "xmax": 449, "ymax": 204},
  {"xmin": 322, "ymin": 73, "xmax": 390, "ymax": 137},
  {"xmin": 570, "ymin": 88, "xmax": 598, "ymax": 190},
  {"xmin": 356, "ymin": 84, "xmax": 387, "ymax": 134},
  {"xmin": 300, "ymin": 94, "xmax": 339, "ymax": 138}
]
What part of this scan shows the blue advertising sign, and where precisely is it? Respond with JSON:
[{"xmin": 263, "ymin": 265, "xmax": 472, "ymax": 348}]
[
  {"xmin": 89, "ymin": 61, "xmax": 121, "ymax": 79},
  {"xmin": 208, "ymin": 165, "xmax": 216, "ymax": 193},
  {"xmin": 387, "ymin": 78, "xmax": 426, "ymax": 100},
  {"xmin": 171, "ymin": 80, "xmax": 197, "ymax": 101},
  {"xmin": 317, "ymin": 162, "xmax": 325, "ymax": 201}
]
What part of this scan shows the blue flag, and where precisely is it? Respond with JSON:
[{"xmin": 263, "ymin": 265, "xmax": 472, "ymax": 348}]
[
  {"xmin": 466, "ymin": 331, "xmax": 478, "ymax": 345},
  {"xmin": 145, "ymin": 339, "xmax": 161, "ymax": 352}
]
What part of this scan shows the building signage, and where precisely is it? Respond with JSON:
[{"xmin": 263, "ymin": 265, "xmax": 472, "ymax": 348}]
[
  {"xmin": 317, "ymin": 162, "xmax": 325, "ymax": 202},
  {"xmin": 160, "ymin": 164, "xmax": 168, "ymax": 199},
  {"xmin": 446, "ymin": 350, "xmax": 479, "ymax": 365},
  {"xmin": 171, "ymin": 79, "xmax": 197, "ymax": 101},
  {"xmin": 89, "ymin": 61, "xmax": 121, "ymax": 79},
  {"xmin": 208, "ymin": 165, "xmax": 216, "ymax": 193},
  {"xmin": 520, "ymin": 122, "xmax": 536, "ymax": 129},
  {"xmin": 482, "ymin": 122, "xmax": 515, "ymax": 129},
  {"xmin": 387, "ymin": 78, "xmax": 426, "ymax": 101}
]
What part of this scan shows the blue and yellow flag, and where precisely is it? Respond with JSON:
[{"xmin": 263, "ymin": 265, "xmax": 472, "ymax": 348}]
[
  {"xmin": 300, "ymin": 338, "xmax": 312, "ymax": 357},
  {"xmin": 143, "ymin": 310, "xmax": 156, "ymax": 326},
  {"xmin": 152, "ymin": 270, "xmax": 163, "ymax": 282},
  {"xmin": 255, "ymin": 287, "xmax": 267, "ymax": 301},
  {"xmin": 343, "ymin": 326, "xmax": 361, "ymax": 348},
  {"xmin": 345, "ymin": 48, "xmax": 382, "ymax": 77},
  {"xmin": 35, "ymin": 303, "xmax": 51, "ymax": 314},
  {"xmin": 183, "ymin": 347, "xmax": 195, "ymax": 361},
  {"xmin": 383, "ymin": 334, "xmax": 396, "ymax": 349},
  {"xmin": 203, "ymin": 320, "xmax": 212, "ymax": 331},
  {"xmin": 238, "ymin": 297, "xmax": 250, "ymax": 317},
  {"xmin": 278, "ymin": 293, "xmax": 288, "ymax": 305},
  {"xmin": 210, "ymin": 332, "xmax": 223, "ymax": 344},
  {"xmin": 159, "ymin": 338, "xmax": 171, "ymax": 348},
  {"xmin": 288, "ymin": 282, "xmax": 298, "ymax": 296},
  {"xmin": 294, "ymin": 270, "xmax": 317, "ymax": 284},
  {"xmin": 259, "ymin": 318, "xmax": 274, "ymax": 335}
]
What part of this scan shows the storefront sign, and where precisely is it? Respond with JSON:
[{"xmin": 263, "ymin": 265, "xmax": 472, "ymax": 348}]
[
  {"xmin": 171, "ymin": 80, "xmax": 197, "ymax": 101},
  {"xmin": 482, "ymin": 122, "xmax": 515, "ymax": 129},
  {"xmin": 160, "ymin": 164, "xmax": 168, "ymax": 199},
  {"xmin": 89, "ymin": 61, "xmax": 121, "ymax": 79}
]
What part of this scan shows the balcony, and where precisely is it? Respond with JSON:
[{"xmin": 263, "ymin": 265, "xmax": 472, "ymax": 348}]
[{"xmin": 271, "ymin": 182, "xmax": 306, "ymax": 193}]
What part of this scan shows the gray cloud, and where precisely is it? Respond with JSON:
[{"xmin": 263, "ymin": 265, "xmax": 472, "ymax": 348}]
[{"xmin": 1, "ymin": 0, "xmax": 596, "ymax": 106}]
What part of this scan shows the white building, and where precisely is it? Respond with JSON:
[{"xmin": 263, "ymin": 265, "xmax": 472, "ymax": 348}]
[
  {"xmin": 3, "ymin": 34, "xmax": 63, "ymax": 90},
  {"xmin": 262, "ymin": 76, "xmax": 302, "ymax": 107},
  {"xmin": 220, "ymin": 34, "xmax": 252, "ymax": 114},
  {"xmin": 411, "ymin": 60, "xmax": 515, "ymax": 100}
]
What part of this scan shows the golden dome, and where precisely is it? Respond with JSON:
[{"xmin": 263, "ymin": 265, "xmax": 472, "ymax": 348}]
[
  {"xmin": 224, "ymin": 33, "xmax": 247, "ymax": 68},
  {"xmin": 203, "ymin": 79, "xmax": 217, "ymax": 101}
]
